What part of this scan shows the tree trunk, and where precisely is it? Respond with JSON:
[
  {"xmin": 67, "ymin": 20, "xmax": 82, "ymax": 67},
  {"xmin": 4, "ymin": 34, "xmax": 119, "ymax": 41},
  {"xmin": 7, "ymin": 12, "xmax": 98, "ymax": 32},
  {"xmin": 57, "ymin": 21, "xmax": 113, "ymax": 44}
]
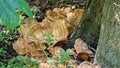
[
  {"xmin": 64, "ymin": 0, "xmax": 120, "ymax": 68},
  {"xmin": 95, "ymin": 0, "xmax": 120, "ymax": 68},
  {"xmin": 64, "ymin": 0, "xmax": 103, "ymax": 49}
]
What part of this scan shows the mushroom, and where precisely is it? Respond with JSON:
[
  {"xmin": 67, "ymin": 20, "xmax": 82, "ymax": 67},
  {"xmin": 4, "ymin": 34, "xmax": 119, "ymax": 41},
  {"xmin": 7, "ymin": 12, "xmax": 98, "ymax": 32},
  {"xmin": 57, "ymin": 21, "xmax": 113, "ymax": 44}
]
[
  {"xmin": 79, "ymin": 61, "xmax": 101, "ymax": 68},
  {"xmin": 74, "ymin": 38, "xmax": 93, "ymax": 54},
  {"xmin": 14, "ymin": 7, "xmax": 84, "ymax": 62},
  {"xmin": 74, "ymin": 38, "xmax": 94, "ymax": 61}
]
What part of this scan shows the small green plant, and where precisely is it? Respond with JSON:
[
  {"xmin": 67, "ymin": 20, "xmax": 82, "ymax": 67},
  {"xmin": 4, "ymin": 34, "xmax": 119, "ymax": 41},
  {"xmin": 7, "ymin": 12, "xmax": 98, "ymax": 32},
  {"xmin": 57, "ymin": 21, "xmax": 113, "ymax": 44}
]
[
  {"xmin": 0, "ymin": 48, "xmax": 6, "ymax": 56},
  {"xmin": 0, "ymin": 29, "xmax": 19, "ymax": 42},
  {"xmin": 43, "ymin": 32, "xmax": 54, "ymax": 45},
  {"xmin": 42, "ymin": 32, "xmax": 75, "ymax": 67},
  {"xmin": 54, "ymin": 51, "xmax": 75, "ymax": 68},
  {"xmin": 0, "ymin": 32, "xmax": 4, "ymax": 42},
  {"xmin": 0, "ymin": 55, "xmax": 40, "ymax": 68},
  {"xmin": 31, "ymin": 6, "xmax": 40, "ymax": 18},
  {"xmin": 39, "ymin": 32, "xmax": 54, "ymax": 58}
]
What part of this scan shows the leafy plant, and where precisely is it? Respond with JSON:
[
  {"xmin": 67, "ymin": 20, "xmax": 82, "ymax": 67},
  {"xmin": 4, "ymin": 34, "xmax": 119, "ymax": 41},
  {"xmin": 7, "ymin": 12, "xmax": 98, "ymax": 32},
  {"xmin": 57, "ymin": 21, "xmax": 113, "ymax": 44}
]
[
  {"xmin": 0, "ymin": 0, "xmax": 33, "ymax": 30},
  {"xmin": 59, "ymin": 51, "xmax": 71, "ymax": 65},
  {"xmin": 43, "ymin": 32, "xmax": 54, "ymax": 45},
  {"xmin": 0, "ymin": 29, "xmax": 19, "ymax": 42},
  {"xmin": 54, "ymin": 51, "xmax": 75, "ymax": 67},
  {"xmin": 31, "ymin": 6, "xmax": 40, "ymax": 18},
  {"xmin": 0, "ymin": 48, "xmax": 6, "ymax": 56},
  {"xmin": 0, "ymin": 55, "xmax": 40, "ymax": 68},
  {"xmin": 0, "ymin": 32, "xmax": 4, "ymax": 42}
]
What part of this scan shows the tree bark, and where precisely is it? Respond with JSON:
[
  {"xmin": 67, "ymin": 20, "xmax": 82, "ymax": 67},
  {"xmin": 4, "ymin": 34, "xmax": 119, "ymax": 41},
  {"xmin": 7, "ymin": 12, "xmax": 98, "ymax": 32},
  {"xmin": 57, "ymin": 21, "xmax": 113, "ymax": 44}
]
[
  {"xmin": 95, "ymin": 0, "xmax": 120, "ymax": 68},
  {"xmin": 64, "ymin": 0, "xmax": 103, "ymax": 49},
  {"xmin": 64, "ymin": 0, "xmax": 120, "ymax": 67}
]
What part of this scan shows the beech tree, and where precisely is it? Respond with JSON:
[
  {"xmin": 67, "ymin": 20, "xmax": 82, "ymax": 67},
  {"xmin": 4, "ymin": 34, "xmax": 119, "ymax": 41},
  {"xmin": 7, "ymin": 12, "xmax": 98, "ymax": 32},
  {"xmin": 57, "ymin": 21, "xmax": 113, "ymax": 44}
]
[{"xmin": 64, "ymin": 0, "xmax": 120, "ymax": 67}]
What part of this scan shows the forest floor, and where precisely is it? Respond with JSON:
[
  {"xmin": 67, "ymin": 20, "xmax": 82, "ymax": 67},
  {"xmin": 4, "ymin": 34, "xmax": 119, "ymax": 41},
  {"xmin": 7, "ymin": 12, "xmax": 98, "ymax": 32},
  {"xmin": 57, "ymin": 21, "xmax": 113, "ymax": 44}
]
[
  {"xmin": 0, "ymin": 0, "xmax": 97, "ymax": 68},
  {"xmin": 26, "ymin": 0, "xmax": 86, "ymax": 22}
]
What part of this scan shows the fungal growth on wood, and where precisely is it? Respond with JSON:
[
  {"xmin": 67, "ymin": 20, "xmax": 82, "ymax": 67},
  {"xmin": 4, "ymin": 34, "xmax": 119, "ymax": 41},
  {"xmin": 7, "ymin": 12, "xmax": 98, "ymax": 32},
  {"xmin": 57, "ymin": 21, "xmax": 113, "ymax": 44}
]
[
  {"xmin": 13, "ymin": 7, "xmax": 101, "ymax": 68},
  {"xmin": 14, "ymin": 7, "xmax": 84, "ymax": 61}
]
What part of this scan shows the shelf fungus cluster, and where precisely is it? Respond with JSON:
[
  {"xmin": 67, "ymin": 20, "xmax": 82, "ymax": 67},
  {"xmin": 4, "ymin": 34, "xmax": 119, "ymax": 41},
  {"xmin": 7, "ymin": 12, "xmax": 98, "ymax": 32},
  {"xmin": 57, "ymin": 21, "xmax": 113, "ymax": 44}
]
[
  {"xmin": 38, "ymin": 61, "xmax": 101, "ymax": 68},
  {"xmin": 38, "ymin": 38, "xmax": 101, "ymax": 68},
  {"xmin": 13, "ymin": 7, "xmax": 84, "ymax": 62}
]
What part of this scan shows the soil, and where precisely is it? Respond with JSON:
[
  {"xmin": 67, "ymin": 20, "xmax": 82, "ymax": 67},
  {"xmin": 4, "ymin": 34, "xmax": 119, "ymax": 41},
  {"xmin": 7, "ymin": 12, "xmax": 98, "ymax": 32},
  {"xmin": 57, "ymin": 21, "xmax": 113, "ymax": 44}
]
[{"xmin": 0, "ymin": 0, "xmax": 87, "ymax": 66}]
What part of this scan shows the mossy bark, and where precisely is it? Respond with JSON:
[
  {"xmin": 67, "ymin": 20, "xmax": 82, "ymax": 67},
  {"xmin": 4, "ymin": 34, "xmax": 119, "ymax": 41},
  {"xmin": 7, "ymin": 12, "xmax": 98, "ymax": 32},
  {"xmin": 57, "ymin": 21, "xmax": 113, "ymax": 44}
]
[
  {"xmin": 65, "ymin": 0, "xmax": 120, "ymax": 67},
  {"xmin": 64, "ymin": 0, "xmax": 103, "ymax": 49},
  {"xmin": 95, "ymin": 0, "xmax": 120, "ymax": 68}
]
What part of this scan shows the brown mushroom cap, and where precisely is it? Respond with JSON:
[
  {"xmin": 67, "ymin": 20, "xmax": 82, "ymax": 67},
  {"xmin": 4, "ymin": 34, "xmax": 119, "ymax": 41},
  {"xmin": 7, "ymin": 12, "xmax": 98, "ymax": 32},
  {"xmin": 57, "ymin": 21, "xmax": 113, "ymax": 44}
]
[
  {"xmin": 74, "ymin": 38, "xmax": 93, "ymax": 55},
  {"xmin": 79, "ymin": 61, "xmax": 101, "ymax": 68}
]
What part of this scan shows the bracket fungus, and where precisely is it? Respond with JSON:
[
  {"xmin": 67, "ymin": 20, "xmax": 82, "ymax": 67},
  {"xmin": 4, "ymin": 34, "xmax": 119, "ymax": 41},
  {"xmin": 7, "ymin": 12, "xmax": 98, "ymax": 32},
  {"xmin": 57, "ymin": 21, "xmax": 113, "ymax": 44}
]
[
  {"xmin": 74, "ymin": 38, "xmax": 94, "ymax": 61},
  {"xmin": 13, "ymin": 7, "xmax": 84, "ymax": 61},
  {"xmin": 79, "ymin": 61, "xmax": 101, "ymax": 68}
]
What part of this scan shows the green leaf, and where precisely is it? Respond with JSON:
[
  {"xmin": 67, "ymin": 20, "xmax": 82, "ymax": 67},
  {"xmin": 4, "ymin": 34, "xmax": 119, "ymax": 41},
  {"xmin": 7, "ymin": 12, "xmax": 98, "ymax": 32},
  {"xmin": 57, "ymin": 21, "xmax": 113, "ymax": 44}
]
[
  {"xmin": 8, "ymin": 57, "xmax": 16, "ymax": 64},
  {"xmin": 7, "ymin": 0, "xmax": 33, "ymax": 18},
  {"xmin": 6, "ymin": 64, "xmax": 15, "ymax": 68},
  {"xmin": 59, "ymin": 51, "xmax": 71, "ymax": 65},
  {"xmin": 0, "ymin": 65, "xmax": 5, "ymax": 68},
  {"xmin": 43, "ymin": 32, "xmax": 54, "ymax": 45},
  {"xmin": 0, "ymin": 36, "xmax": 4, "ymax": 42},
  {"xmin": 46, "ymin": 38, "xmax": 53, "ymax": 45},
  {"xmin": 0, "ymin": 32, "xmax": 5, "ymax": 42},
  {"xmin": 13, "ymin": 63, "xmax": 22, "ymax": 68},
  {"xmin": 43, "ymin": 32, "xmax": 54, "ymax": 38},
  {"xmin": 0, "ymin": 48, "xmax": 6, "ymax": 56},
  {"xmin": 16, "ymin": 55, "xmax": 28, "ymax": 62},
  {"xmin": 0, "ymin": 0, "xmax": 33, "ymax": 30},
  {"xmin": 0, "ymin": 62, "xmax": 4, "ymax": 66},
  {"xmin": 0, "ymin": 0, "xmax": 19, "ymax": 30}
]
